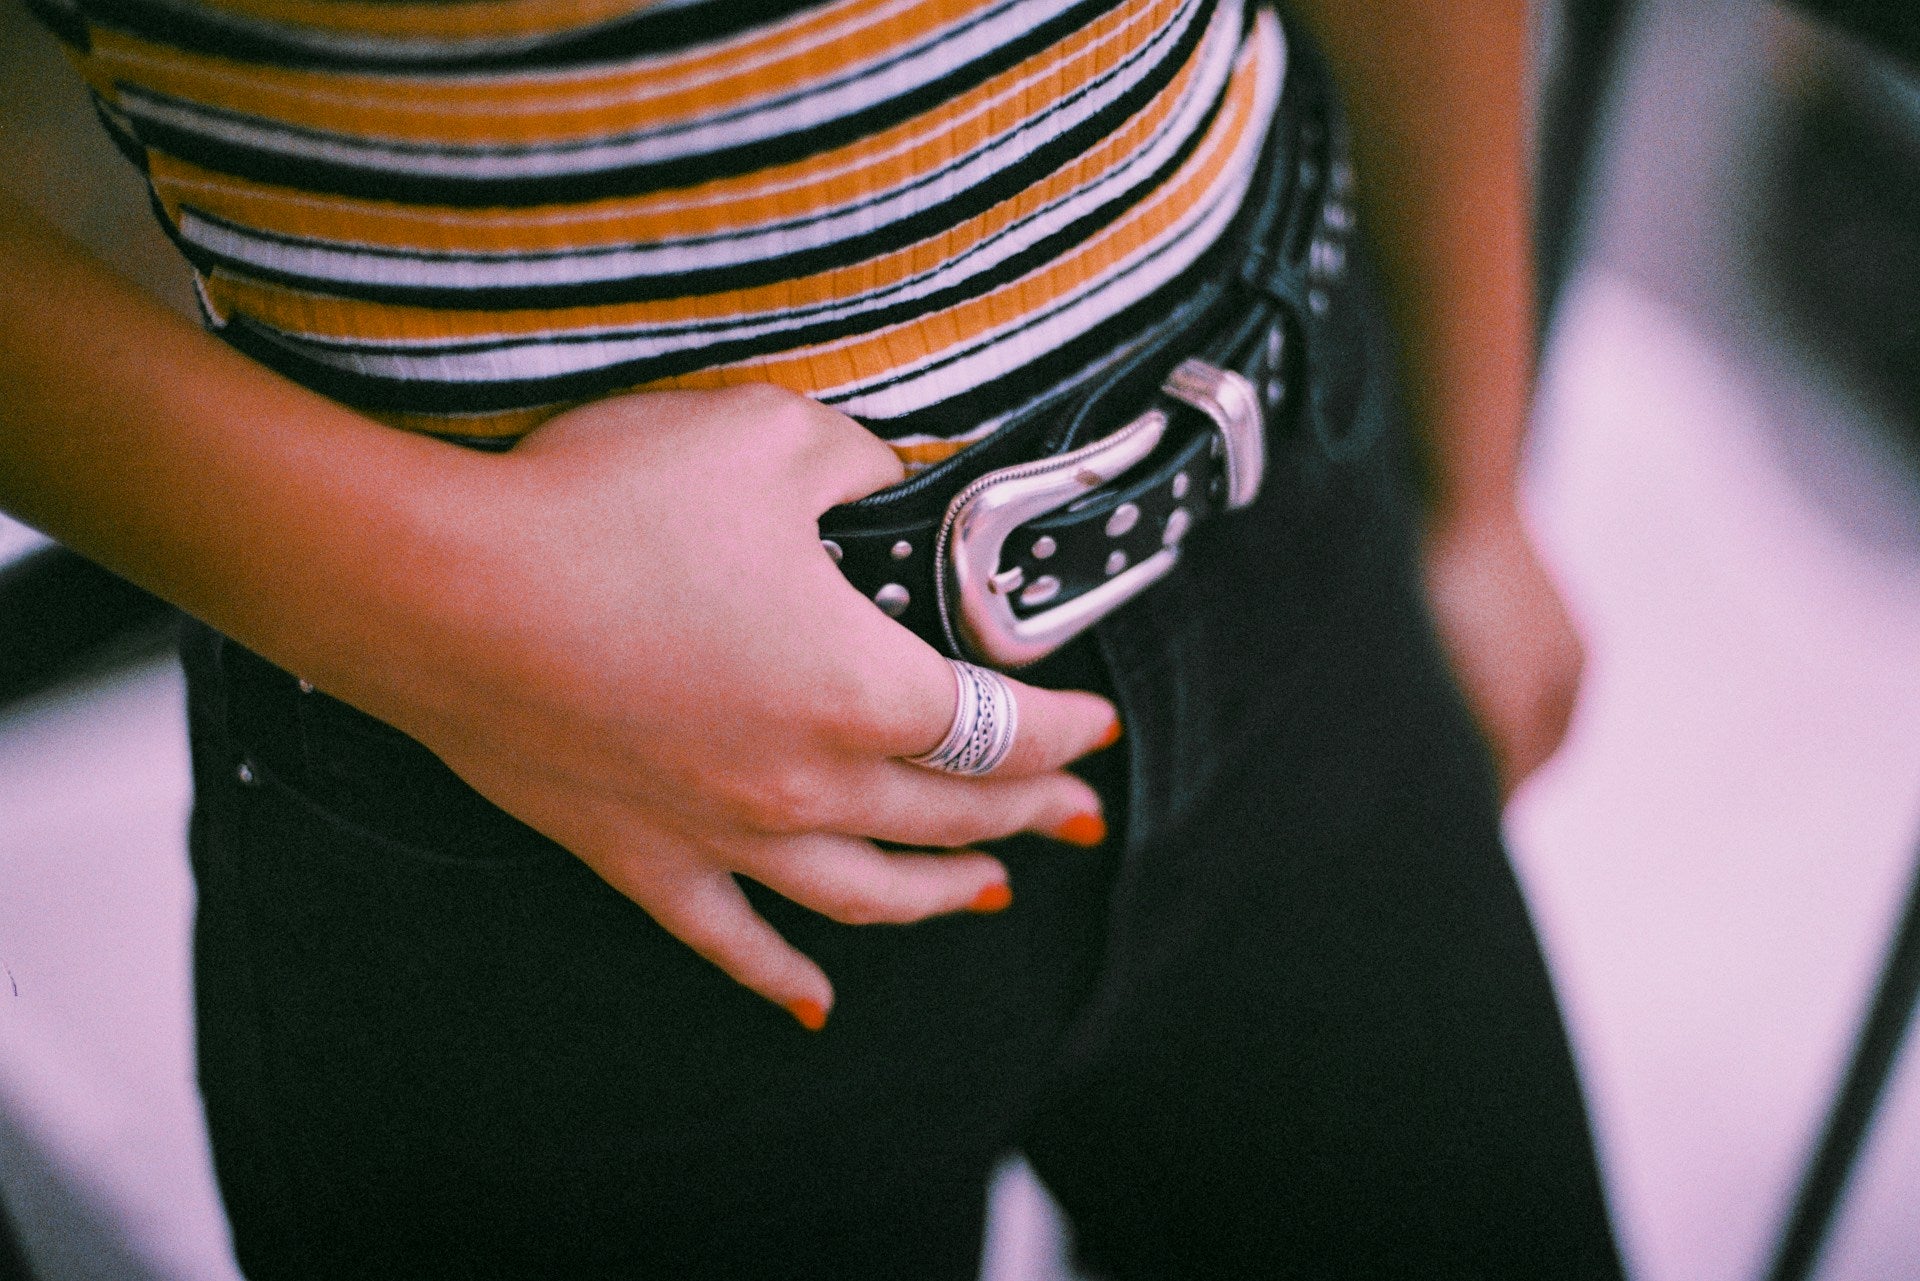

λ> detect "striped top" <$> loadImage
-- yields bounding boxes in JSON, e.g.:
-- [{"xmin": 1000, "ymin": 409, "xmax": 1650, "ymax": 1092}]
[{"xmin": 36, "ymin": 0, "xmax": 1284, "ymax": 468}]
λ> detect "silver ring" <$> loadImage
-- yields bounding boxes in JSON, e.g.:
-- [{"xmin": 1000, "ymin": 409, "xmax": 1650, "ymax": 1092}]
[{"xmin": 907, "ymin": 660, "xmax": 1019, "ymax": 776}]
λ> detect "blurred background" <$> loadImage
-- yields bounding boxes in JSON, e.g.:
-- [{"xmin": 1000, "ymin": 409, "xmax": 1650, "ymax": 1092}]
[{"xmin": 2, "ymin": 0, "xmax": 1917, "ymax": 1276}]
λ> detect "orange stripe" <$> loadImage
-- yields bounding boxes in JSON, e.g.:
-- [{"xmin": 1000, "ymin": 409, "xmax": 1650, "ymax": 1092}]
[
  {"xmin": 195, "ymin": 23, "xmax": 1204, "ymax": 343},
  {"xmin": 191, "ymin": 0, "xmax": 661, "ymax": 41},
  {"xmin": 254, "ymin": 41, "xmax": 1256, "ymax": 447},
  {"xmin": 145, "ymin": 0, "xmax": 1179, "ymax": 254},
  {"xmin": 88, "ymin": 0, "xmax": 1034, "ymax": 145},
  {"xmin": 646, "ymin": 43, "xmax": 1256, "ymax": 398}
]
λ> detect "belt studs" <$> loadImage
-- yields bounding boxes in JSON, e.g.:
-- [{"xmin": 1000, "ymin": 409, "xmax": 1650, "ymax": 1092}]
[{"xmin": 874, "ymin": 583, "xmax": 910, "ymax": 617}]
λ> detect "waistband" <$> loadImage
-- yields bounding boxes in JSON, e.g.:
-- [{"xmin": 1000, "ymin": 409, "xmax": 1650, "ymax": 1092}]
[{"xmin": 818, "ymin": 14, "xmax": 1369, "ymax": 668}]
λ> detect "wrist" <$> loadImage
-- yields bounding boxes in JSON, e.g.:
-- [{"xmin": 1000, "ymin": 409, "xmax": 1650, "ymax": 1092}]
[{"xmin": 231, "ymin": 431, "xmax": 508, "ymax": 728}]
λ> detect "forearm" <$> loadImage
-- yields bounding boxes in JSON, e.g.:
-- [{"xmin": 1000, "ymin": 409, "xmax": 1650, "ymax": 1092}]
[
  {"xmin": 0, "ymin": 192, "xmax": 483, "ymax": 703},
  {"xmin": 1286, "ymin": 0, "xmax": 1533, "ymax": 526}
]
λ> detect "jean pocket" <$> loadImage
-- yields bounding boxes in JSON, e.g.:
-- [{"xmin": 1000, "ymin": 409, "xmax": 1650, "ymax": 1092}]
[{"xmin": 211, "ymin": 643, "xmax": 580, "ymax": 875}]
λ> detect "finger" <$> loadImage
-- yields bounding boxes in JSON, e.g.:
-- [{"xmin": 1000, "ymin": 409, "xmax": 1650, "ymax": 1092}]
[
  {"xmin": 803, "ymin": 552, "xmax": 1119, "ymax": 776},
  {"xmin": 988, "ymin": 673, "xmax": 1122, "ymax": 775},
  {"xmin": 736, "ymin": 833, "xmax": 1012, "ymax": 926},
  {"xmin": 875, "ymin": 659, "xmax": 1119, "ymax": 778},
  {"xmin": 834, "ymin": 761, "xmax": 1106, "ymax": 849},
  {"xmin": 790, "ymin": 394, "xmax": 908, "ymax": 511},
  {"xmin": 601, "ymin": 855, "xmax": 836, "ymax": 1031}
]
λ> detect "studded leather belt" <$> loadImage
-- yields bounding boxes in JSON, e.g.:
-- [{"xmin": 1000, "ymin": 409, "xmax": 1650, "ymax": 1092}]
[{"xmin": 820, "ymin": 18, "xmax": 1357, "ymax": 670}]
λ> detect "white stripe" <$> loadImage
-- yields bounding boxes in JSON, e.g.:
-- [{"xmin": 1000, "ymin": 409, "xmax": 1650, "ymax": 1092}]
[
  {"xmin": 118, "ymin": 0, "xmax": 1087, "ymax": 178},
  {"xmin": 196, "ymin": 0, "xmax": 1232, "ymax": 337},
  {"xmin": 150, "ymin": 0, "xmax": 1187, "ymax": 236},
  {"xmin": 831, "ymin": 9, "xmax": 1281, "ymax": 420},
  {"xmin": 169, "ymin": 0, "xmax": 1204, "ymax": 288},
  {"xmin": 110, "ymin": 0, "xmax": 754, "ymax": 65},
  {"xmin": 101, "ymin": 0, "xmax": 937, "ymax": 108},
  {"xmin": 230, "ymin": 4, "xmax": 1251, "ymax": 385}
]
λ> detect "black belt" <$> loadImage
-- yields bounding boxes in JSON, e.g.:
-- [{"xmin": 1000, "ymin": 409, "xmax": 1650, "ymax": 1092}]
[{"xmin": 821, "ymin": 18, "xmax": 1357, "ymax": 669}]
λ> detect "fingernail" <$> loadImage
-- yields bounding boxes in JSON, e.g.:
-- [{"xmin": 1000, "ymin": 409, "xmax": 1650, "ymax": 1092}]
[
  {"xmin": 1052, "ymin": 813, "xmax": 1108, "ymax": 847},
  {"xmin": 786, "ymin": 998, "xmax": 828, "ymax": 1032},
  {"xmin": 968, "ymin": 882, "xmax": 1013, "ymax": 913},
  {"xmin": 1095, "ymin": 718, "xmax": 1123, "ymax": 751}
]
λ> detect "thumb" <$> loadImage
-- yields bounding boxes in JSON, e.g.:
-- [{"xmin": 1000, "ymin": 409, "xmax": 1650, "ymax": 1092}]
[{"xmin": 790, "ymin": 395, "xmax": 907, "ymax": 512}]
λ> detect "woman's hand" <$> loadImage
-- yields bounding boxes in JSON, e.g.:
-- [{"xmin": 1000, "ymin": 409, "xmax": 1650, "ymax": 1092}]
[
  {"xmin": 350, "ymin": 386, "xmax": 1119, "ymax": 1028},
  {"xmin": 0, "ymin": 202, "xmax": 1114, "ymax": 1026},
  {"xmin": 1422, "ymin": 504, "xmax": 1584, "ymax": 798}
]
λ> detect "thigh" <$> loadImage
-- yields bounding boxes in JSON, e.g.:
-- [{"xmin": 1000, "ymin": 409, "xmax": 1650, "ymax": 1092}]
[
  {"xmin": 1022, "ymin": 439, "xmax": 1622, "ymax": 1279},
  {"xmin": 181, "ymin": 623, "xmax": 1120, "ymax": 1281}
]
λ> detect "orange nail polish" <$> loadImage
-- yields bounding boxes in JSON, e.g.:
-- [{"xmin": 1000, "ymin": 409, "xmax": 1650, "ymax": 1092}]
[
  {"xmin": 1053, "ymin": 813, "xmax": 1108, "ymax": 847},
  {"xmin": 786, "ymin": 998, "xmax": 828, "ymax": 1032},
  {"xmin": 969, "ymin": 882, "xmax": 1013, "ymax": 913},
  {"xmin": 1096, "ymin": 718, "xmax": 1123, "ymax": 751}
]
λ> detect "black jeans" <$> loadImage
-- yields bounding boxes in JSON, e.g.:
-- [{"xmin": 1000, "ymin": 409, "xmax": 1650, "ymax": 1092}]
[
  {"xmin": 180, "ymin": 326, "xmax": 1622, "ymax": 1280},
  {"xmin": 179, "ymin": 35, "xmax": 1624, "ymax": 1281}
]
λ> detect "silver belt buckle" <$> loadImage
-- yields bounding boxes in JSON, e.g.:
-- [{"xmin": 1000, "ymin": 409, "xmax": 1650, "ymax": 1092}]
[{"xmin": 937, "ymin": 359, "xmax": 1266, "ymax": 668}]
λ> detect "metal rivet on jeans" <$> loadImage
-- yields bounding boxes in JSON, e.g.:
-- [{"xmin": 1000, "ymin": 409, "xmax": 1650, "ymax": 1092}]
[
  {"xmin": 296, "ymin": 678, "xmax": 314, "ymax": 694},
  {"xmin": 1105, "ymin": 502, "xmax": 1140, "ymax": 538},
  {"xmin": 1030, "ymin": 535, "xmax": 1057, "ymax": 560},
  {"xmin": 874, "ymin": 583, "xmax": 910, "ymax": 617},
  {"xmin": 1104, "ymin": 550, "xmax": 1128, "ymax": 576},
  {"xmin": 890, "ymin": 540, "xmax": 913, "ymax": 560},
  {"xmin": 236, "ymin": 760, "xmax": 257, "ymax": 786},
  {"xmin": 821, "ymin": 539, "xmax": 843, "ymax": 563}
]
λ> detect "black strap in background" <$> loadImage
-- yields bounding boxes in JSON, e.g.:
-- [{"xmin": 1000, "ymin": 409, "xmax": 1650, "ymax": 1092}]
[
  {"xmin": 1777, "ymin": 0, "xmax": 1920, "ymax": 74},
  {"xmin": 0, "ymin": 547, "xmax": 176, "ymax": 707},
  {"xmin": 1764, "ymin": 836, "xmax": 1920, "ymax": 1281},
  {"xmin": 0, "ymin": 1193, "xmax": 35, "ymax": 1281},
  {"xmin": 1533, "ymin": 0, "xmax": 1639, "ymax": 340}
]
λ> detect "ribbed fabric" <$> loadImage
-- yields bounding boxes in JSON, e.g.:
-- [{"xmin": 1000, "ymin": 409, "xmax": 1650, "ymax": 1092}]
[{"xmin": 38, "ymin": 0, "xmax": 1282, "ymax": 466}]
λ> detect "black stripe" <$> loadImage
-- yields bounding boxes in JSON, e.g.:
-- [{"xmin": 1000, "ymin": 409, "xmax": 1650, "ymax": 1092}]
[
  {"xmin": 212, "ymin": 135, "xmax": 1250, "ymax": 414},
  {"xmin": 121, "ymin": 0, "xmax": 1047, "ymax": 163},
  {"xmin": 844, "ymin": 270, "xmax": 1227, "ymax": 439},
  {"xmin": 75, "ymin": 0, "xmax": 827, "ymax": 72},
  {"xmin": 252, "ymin": 76, "xmax": 1229, "ymax": 362},
  {"xmin": 1764, "ymin": 845, "xmax": 1920, "ymax": 1281},
  {"xmin": 169, "ymin": 0, "xmax": 1203, "ymax": 270},
  {"xmin": 177, "ymin": 1, "xmax": 1221, "ymax": 311},
  {"xmin": 848, "ymin": 71, "xmax": 1282, "ymax": 439},
  {"xmin": 118, "ymin": 0, "xmax": 1175, "ymax": 204}
]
